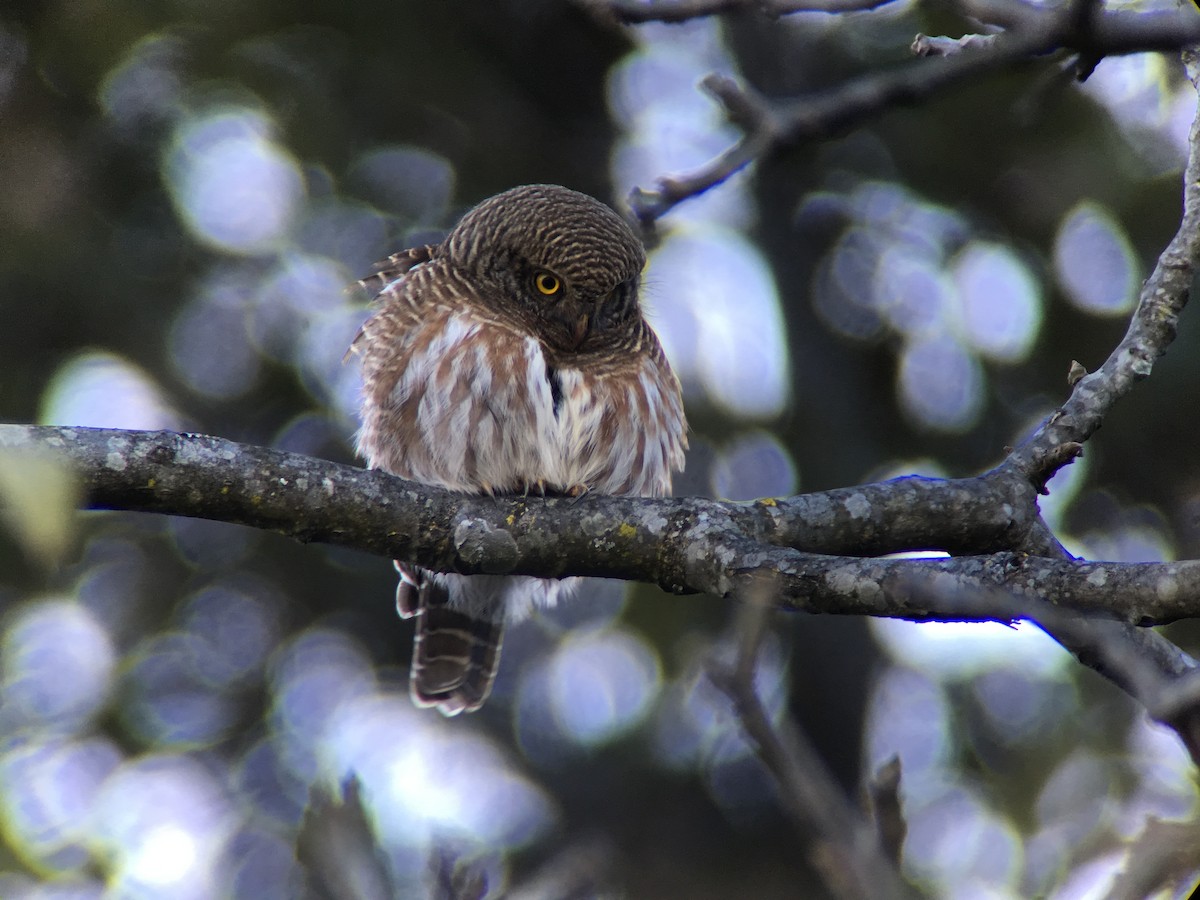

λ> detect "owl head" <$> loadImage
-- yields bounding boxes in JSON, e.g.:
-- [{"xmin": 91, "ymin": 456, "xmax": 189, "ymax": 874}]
[{"xmin": 443, "ymin": 184, "xmax": 647, "ymax": 355}]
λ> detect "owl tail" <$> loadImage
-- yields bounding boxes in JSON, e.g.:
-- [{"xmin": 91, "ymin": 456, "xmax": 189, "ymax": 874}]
[{"xmin": 398, "ymin": 570, "xmax": 504, "ymax": 716}]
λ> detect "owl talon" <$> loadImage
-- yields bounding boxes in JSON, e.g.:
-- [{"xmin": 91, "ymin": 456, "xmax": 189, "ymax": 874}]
[
  {"xmin": 516, "ymin": 479, "xmax": 550, "ymax": 505},
  {"xmin": 566, "ymin": 483, "xmax": 591, "ymax": 505}
]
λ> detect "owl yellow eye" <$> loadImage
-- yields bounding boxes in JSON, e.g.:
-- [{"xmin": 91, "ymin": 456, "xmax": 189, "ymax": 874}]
[{"xmin": 534, "ymin": 273, "xmax": 561, "ymax": 296}]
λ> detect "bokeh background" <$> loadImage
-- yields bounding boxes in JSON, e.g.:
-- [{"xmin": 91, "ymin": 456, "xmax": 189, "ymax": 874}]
[{"xmin": 1, "ymin": 1, "xmax": 1199, "ymax": 896}]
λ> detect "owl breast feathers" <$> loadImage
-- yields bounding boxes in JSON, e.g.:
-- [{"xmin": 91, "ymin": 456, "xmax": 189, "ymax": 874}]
[{"xmin": 351, "ymin": 184, "xmax": 687, "ymax": 716}]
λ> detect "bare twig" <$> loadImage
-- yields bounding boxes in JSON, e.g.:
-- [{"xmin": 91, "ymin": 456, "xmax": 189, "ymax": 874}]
[
  {"xmin": 627, "ymin": 4, "xmax": 1200, "ymax": 223},
  {"xmin": 911, "ymin": 33, "xmax": 1003, "ymax": 56},
  {"xmin": 1002, "ymin": 76, "xmax": 1200, "ymax": 491},
  {"xmin": 595, "ymin": 0, "xmax": 899, "ymax": 24},
  {"xmin": 298, "ymin": 778, "xmax": 395, "ymax": 900},
  {"xmin": 864, "ymin": 757, "xmax": 906, "ymax": 866},
  {"xmin": 710, "ymin": 577, "xmax": 914, "ymax": 899},
  {"xmin": 1105, "ymin": 818, "xmax": 1200, "ymax": 900}
]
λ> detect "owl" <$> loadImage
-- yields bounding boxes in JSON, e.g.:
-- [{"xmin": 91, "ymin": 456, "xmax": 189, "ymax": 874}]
[{"xmin": 350, "ymin": 184, "xmax": 688, "ymax": 715}]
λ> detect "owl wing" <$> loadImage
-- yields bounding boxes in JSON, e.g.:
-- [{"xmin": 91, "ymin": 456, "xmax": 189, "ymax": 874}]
[
  {"xmin": 356, "ymin": 244, "xmax": 437, "ymax": 296},
  {"xmin": 355, "ymin": 265, "xmax": 563, "ymax": 716}
]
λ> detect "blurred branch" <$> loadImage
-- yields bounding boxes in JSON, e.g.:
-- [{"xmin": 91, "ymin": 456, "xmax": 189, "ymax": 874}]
[
  {"xmin": 627, "ymin": 3, "xmax": 1200, "ymax": 223},
  {"xmin": 710, "ymin": 578, "xmax": 915, "ymax": 899},
  {"xmin": 864, "ymin": 757, "xmax": 906, "ymax": 866},
  {"xmin": 1105, "ymin": 818, "xmax": 1200, "ymax": 900},
  {"xmin": 298, "ymin": 778, "xmax": 395, "ymax": 900}
]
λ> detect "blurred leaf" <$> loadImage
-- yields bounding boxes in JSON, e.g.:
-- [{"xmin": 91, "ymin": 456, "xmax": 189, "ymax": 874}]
[{"xmin": 0, "ymin": 449, "xmax": 80, "ymax": 568}]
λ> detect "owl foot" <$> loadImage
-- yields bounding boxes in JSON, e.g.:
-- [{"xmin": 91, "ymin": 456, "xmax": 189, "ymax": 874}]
[
  {"xmin": 566, "ymin": 483, "xmax": 591, "ymax": 505},
  {"xmin": 528, "ymin": 478, "xmax": 549, "ymax": 505}
]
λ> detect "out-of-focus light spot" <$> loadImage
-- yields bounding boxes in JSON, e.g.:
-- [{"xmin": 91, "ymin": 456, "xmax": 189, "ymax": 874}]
[
  {"xmin": 812, "ymin": 228, "xmax": 885, "ymax": 340},
  {"xmin": 236, "ymin": 738, "xmax": 309, "ymax": 828},
  {"xmin": 130, "ymin": 824, "xmax": 198, "ymax": 885},
  {"xmin": 91, "ymin": 754, "xmax": 235, "ymax": 899},
  {"xmin": 39, "ymin": 351, "xmax": 182, "ymax": 430},
  {"xmin": 2, "ymin": 600, "xmax": 115, "ymax": 732},
  {"xmin": 1049, "ymin": 850, "xmax": 1126, "ymax": 900},
  {"xmin": 563, "ymin": 580, "xmax": 632, "ymax": 630},
  {"xmin": 99, "ymin": 34, "xmax": 183, "ymax": 133},
  {"xmin": 346, "ymin": 146, "xmax": 455, "ymax": 224},
  {"xmin": 224, "ymin": 827, "xmax": 302, "ymax": 900},
  {"xmin": 298, "ymin": 305, "xmax": 369, "ymax": 418},
  {"xmin": 608, "ymin": 42, "xmax": 724, "ymax": 129},
  {"xmin": 121, "ymin": 633, "xmax": 239, "ymax": 748},
  {"xmin": 322, "ymin": 693, "xmax": 554, "ymax": 851},
  {"xmin": 873, "ymin": 247, "xmax": 953, "ymax": 337},
  {"xmin": 1035, "ymin": 751, "xmax": 1114, "ymax": 848},
  {"xmin": 1078, "ymin": 522, "xmax": 1174, "ymax": 563},
  {"xmin": 165, "ymin": 108, "xmax": 304, "ymax": 254},
  {"xmin": 546, "ymin": 628, "xmax": 661, "ymax": 746},
  {"xmin": 970, "ymin": 668, "xmax": 1076, "ymax": 749},
  {"xmin": 0, "ymin": 449, "xmax": 80, "ymax": 568},
  {"xmin": 952, "ymin": 242, "xmax": 1042, "ymax": 362},
  {"xmin": 1053, "ymin": 201, "xmax": 1138, "ymax": 316},
  {"xmin": 270, "ymin": 629, "xmax": 377, "ymax": 781},
  {"xmin": 0, "ymin": 873, "xmax": 104, "ymax": 898},
  {"xmin": 864, "ymin": 666, "xmax": 949, "ymax": 783},
  {"xmin": 170, "ymin": 300, "xmax": 260, "ymax": 400},
  {"xmin": 249, "ymin": 252, "xmax": 346, "ymax": 362},
  {"xmin": 1081, "ymin": 54, "xmax": 1187, "ymax": 170},
  {"xmin": 168, "ymin": 517, "xmax": 258, "ymax": 570},
  {"xmin": 872, "ymin": 615, "xmax": 1071, "ymax": 679},
  {"xmin": 181, "ymin": 582, "xmax": 278, "ymax": 687},
  {"xmin": 272, "ymin": 412, "xmax": 342, "ymax": 457},
  {"xmin": 1122, "ymin": 715, "xmax": 1199, "ymax": 828},
  {"xmin": 259, "ymin": 252, "xmax": 345, "ymax": 316},
  {"xmin": 897, "ymin": 335, "xmax": 983, "ymax": 432},
  {"xmin": 297, "ymin": 200, "xmax": 392, "ymax": 275},
  {"xmin": 903, "ymin": 783, "xmax": 1022, "ymax": 894},
  {"xmin": 711, "ymin": 431, "xmax": 797, "ymax": 500},
  {"xmin": 0, "ymin": 736, "xmax": 122, "ymax": 875},
  {"xmin": 645, "ymin": 228, "xmax": 790, "ymax": 418},
  {"xmin": 73, "ymin": 538, "xmax": 152, "ymax": 647}
]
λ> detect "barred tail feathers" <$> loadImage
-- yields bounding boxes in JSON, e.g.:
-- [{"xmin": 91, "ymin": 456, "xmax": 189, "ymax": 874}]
[{"xmin": 409, "ymin": 577, "xmax": 504, "ymax": 717}]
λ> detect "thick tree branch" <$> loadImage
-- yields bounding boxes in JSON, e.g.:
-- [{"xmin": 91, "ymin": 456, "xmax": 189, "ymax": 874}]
[{"xmin": 5, "ymin": 424, "xmax": 1200, "ymax": 626}]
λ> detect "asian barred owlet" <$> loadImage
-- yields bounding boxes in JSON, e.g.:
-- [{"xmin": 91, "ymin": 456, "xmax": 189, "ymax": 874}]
[{"xmin": 351, "ymin": 184, "xmax": 687, "ymax": 715}]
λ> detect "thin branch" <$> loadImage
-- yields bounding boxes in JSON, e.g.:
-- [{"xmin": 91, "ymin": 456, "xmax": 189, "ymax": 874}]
[
  {"xmin": 864, "ymin": 757, "xmax": 906, "ymax": 867},
  {"xmin": 710, "ymin": 578, "xmax": 914, "ymax": 899},
  {"xmin": 627, "ymin": 5, "xmax": 1200, "ymax": 223},
  {"xmin": 1003, "ymin": 48, "xmax": 1200, "ymax": 492},
  {"xmin": 595, "ymin": 0, "xmax": 899, "ymax": 24}
]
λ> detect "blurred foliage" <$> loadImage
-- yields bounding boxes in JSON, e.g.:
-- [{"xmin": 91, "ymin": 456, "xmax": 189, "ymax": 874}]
[{"xmin": 1, "ymin": 0, "xmax": 1199, "ymax": 897}]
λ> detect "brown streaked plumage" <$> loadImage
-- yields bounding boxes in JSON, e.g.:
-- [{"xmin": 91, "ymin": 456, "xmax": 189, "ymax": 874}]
[{"xmin": 351, "ymin": 184, "xmax": 687, "ymax": 716}]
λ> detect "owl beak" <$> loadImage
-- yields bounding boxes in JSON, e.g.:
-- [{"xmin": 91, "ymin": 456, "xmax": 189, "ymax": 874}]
[{"xmin": 569, "ymin": 313, "xmax": 590, "ymax": 348}]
